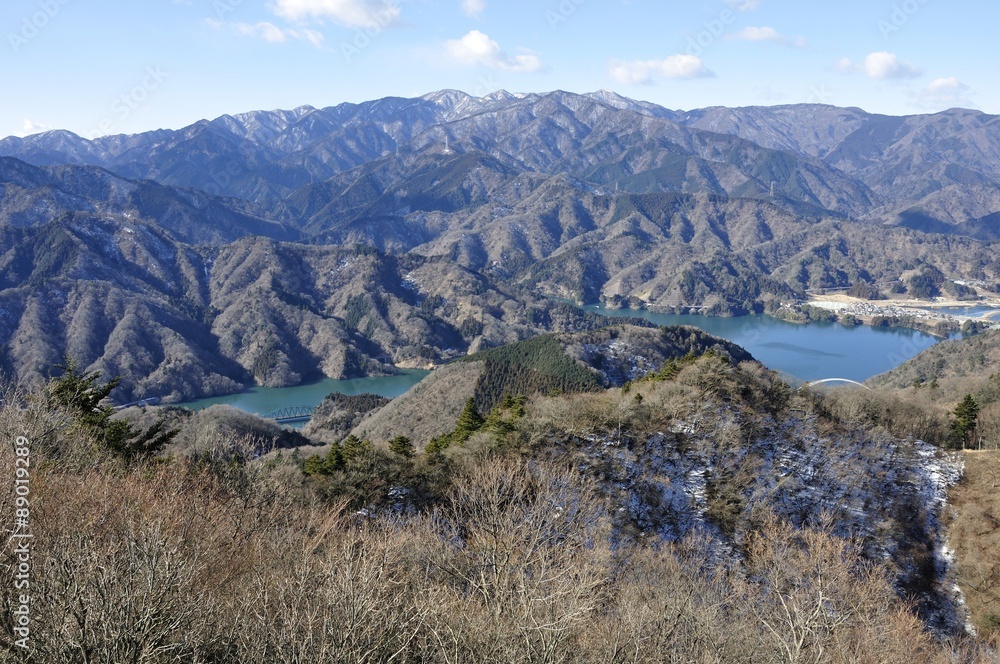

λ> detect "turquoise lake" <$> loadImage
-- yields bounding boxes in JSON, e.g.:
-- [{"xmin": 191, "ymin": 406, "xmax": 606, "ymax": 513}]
[
  {"xmin": 579, "ymin": 304, "xmax": 948, "ymax": 384},
  {"xmin": 177, "ymin": 308, "xmax": 949, "ymax": 420},
  {"xmin": 177, "ymin": 369, "xmax": 430, "ymax": 416}
]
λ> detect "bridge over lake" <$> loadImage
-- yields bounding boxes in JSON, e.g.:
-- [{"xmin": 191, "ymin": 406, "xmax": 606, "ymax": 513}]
[
  {"xmin": 114, "ymin": 396, "xmax": 161, "ymax": 410},
  {"xmin": 802, "ymin": 378, "xmax": 872, "ymax": 390},
  {"xmin": 264, "ymin": 405, "xmax": 315, "ymax": 423}
]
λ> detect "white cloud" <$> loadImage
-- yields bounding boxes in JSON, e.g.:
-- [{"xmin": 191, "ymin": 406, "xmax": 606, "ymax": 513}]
[
  {"xmin": 461, "ymin": 0, "xmax": 485, "ymax": 17},
  {"xmin": 725, "ymin": 0, "xmax": 760, "ymax": 10},
  {"xmin": 270, "ymin": 0, "xmax": 400, "ymax": 28},
  {"xmin": 914, "ymin": 77, "xmax": 975, "ymax": 110},
  {"xmin": 838, "ymin": 51, "xmax": 921, "ymax": 79},
  {"xmin": 835, "ymin": 57, "xmax": 854, "ymax": 73},
  {"xmin": 609, "ymin": 55, "xmax": 714, "ymax": 85},
  {"xmin": 210, "ymin": 20, "xmax": 324, "ymax": 47},
  {"xmin": 17, "ymin": 119, "xmax": 51, "ymax": 137},
  {"xmin": 732, "ymin": 26, "xmax": 805, "ymax": 48},
  {"xmin": 864, "ymin": 51, "xmax": 921, "ymax": 79},
  {"xmin": 445, "ymin": 30, "xmax": 543, "ymax": 72}
]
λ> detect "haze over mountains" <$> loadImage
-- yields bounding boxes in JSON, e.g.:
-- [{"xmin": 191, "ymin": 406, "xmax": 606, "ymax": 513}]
[{"xmin": 2, "ymin": 89, "xmax": 1000, "ymax": 401}]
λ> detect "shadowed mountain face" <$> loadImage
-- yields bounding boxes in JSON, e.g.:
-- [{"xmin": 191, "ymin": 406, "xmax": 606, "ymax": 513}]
[
  {"xmin": 0, "ymin": 157, "xmax": 299, "ymax": 244},
  {"xmin": 677, "ymin": 104, "xmax": 1000, "ymax": 230},
  {"xmin": 2, "ymin": 90, "xmax": 1000, "ymax": 400},
  {"xmin": 0, "ymin": 205, "xmax": 651, "ymax": 402}
]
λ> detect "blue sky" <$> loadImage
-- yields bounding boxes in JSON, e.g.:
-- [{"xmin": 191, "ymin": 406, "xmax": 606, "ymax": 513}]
[{"xmin": 0, "ymin": 0, "xmax": 995, "ymax": 138}]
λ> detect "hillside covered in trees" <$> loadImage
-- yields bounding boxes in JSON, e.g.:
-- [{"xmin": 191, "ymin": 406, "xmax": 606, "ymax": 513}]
[{"xmin": 5, "ymin": 92, "xmax": 1000, "ymax": 404}]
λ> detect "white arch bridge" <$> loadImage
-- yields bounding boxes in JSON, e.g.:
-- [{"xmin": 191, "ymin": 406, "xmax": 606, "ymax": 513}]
[{"xmin": 800, "ymin": 378, "xmax": 871, "ymax": 391}]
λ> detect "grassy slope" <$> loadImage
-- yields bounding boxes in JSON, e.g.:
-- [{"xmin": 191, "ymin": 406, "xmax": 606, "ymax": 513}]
[
  {"xmin": 949, "ymin": 450, "xmax": 1000, "ymax": 636},
  {"xmin": 351, "ymin": 360, "xmax": 487, "ymax": 445}
]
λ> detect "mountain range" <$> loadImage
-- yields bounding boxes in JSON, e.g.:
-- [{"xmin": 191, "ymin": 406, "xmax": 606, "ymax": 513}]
[
  {"xmin": 2, "ymin": 89, "xmax": 1000, "ymax": 400},
  {"xmin": 8, "ymin": 90, "xmax": 1000, "ymax": 229}
]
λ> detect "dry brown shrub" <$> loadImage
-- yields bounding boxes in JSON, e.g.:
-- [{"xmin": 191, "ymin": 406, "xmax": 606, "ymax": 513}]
[
  {"xmin": 0, "ymin": 461, "xmax": 234, "ymax": 660},
  {"xmin": 0, "ymin": 388, "xmax": 994, "ymax": 663},
  {"xmin": 821, "ymin": 388, "xmax": 950, "ymax": 445},
  {"xmin": 527, "ymin": 392, "xmax": 616, "ymax": 433},
  {"xmin": 740, "ymin": 516, "xmax": 952, "ymax": 664},
  {"xmin": 581, "ymin": 543, "xmax": 750, "ymax": 664},
  {"xmin": 415, "ymin": 458, "xmax": 610, "ymax": 663},
  {"xmin": 227, "ymin": 518, "xmax": 426, "ymax": 663}
]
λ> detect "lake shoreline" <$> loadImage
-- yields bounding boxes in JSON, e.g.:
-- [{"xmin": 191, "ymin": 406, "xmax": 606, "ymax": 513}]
[
  {"xmin": 171, "ymin": 301, "xmax": 955, "ymax": 421},
  {"xmin": 805, "ymin": 294, "xmax": 1000, "ymax": 337},
  {"xmin": 175, "ymin": 369, "xmax": 431, "ymax": 419},
  {"xmin": 576, "ymin": 302, "xmax": 948, "ymax": 384}
]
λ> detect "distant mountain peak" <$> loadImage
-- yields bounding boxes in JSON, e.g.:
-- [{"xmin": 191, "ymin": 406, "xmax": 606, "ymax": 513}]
[
  {"xmin": 582, "ymin": 89, "xmax": 677, "ymax": 118},
  {"xmin": 33, "ymin": 128, "xmax": 84, "ymax": 140},
  {"xmin": 421, "ymin": 89, "xmax": 473, "ymax": 106},
  {"xmin": 480, "ymin": 89, "xmax": 520, "ymax": 102},
  {"xmin": 584, "ymin": 89, "xmax": 637, "ymax": 106},
  {"xmin": 1, "ymin": 89, "xmax": 998, "ymax": 235}
]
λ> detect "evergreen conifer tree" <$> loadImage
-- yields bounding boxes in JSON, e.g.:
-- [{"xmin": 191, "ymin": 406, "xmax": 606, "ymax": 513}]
[
  {"xmin": 952, "ymin": 394, "xmax": 980, "ymax": 449},
  {"xmin": 454, "ymin": 397, "xmax": 484, "ymax": 440},
  {"xmin": 47, "ymin": 357, "xmax": 176, "ymax": 462},
  {"xmin": 389, "ymin": 435, "xmax": 414, "ymax": 459}
]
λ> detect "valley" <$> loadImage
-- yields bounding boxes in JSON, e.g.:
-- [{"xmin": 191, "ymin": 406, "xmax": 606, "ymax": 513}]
[
  {"xmin": 3, "ymin": 90, "xmax": 1000, "ymax": 404},
  {"xmin": 174, "ymin": 304, "xmax": 944, "ymax": 424},
  {"xmin": 11, "ymin": 0, "xmax": 1000, "ymax": 654},
  {"xmin": 5, "ymin": 88, "xmax": 1000, "ymax": 660}
]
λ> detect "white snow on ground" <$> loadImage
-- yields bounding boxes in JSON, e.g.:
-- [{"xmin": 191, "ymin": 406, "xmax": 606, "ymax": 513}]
[{"xmin": 556, "ymin": 408, "xmax": 973, "ymax": 636}]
